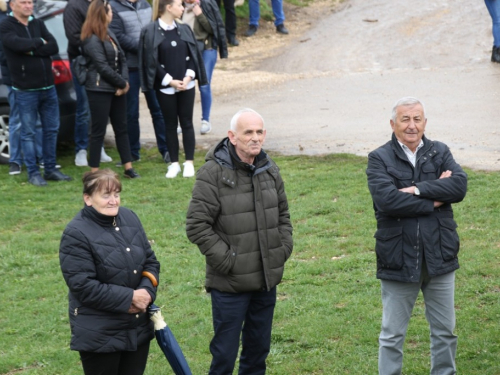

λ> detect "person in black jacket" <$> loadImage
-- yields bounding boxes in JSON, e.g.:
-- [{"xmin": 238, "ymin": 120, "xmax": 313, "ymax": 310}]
[
  {"xmin": 366, "ymin": 97, "xmax": 467, "ymax": 375},
  {"xmin": 139, "ymin": 0, "xmax": 207, "ymax": 179},
  {"xmin": 182, "ymin": 0, "xmax": 228, "ymax": 135},
  {"xmin": 81, "ymin": 0, "xmax": 140, "ymax": 178},
  {"xmin": 0, "ymin": 0, "xmax": 72, "ymax": 186},
  {"xmin": 60, "ymin": 169, "xmax": 160, "ymax": 375}
]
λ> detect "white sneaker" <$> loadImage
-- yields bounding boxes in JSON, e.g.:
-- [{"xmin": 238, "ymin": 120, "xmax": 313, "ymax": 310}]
[
  {"xmin": 165, "ymin": 163, "xmax": 181, "ymax": 178},
  {"xmin": 75, "ymin": 149, "xmax": 88, "ymax": 167},
  {"xmin": 100, "ymin": 147, "xmax": 113, "ymax": 163},
  {"xmin": 200, "ymin": 120, "xmax": 212, "ymax": 135},
  {"xmin": 177, "ymin": 126, "xmax": 182, "ymax": 135},
  {"xmin": 183, "ymin": 162, "xmax": 195, "ymax": 178}
]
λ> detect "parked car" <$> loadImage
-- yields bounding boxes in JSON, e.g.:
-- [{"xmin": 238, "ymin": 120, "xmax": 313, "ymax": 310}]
[{"xmin": 0, "ymin": 0, "xmax": 76, "ymax": 164}]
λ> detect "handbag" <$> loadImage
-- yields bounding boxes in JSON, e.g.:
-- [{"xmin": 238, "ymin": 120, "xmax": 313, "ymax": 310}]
[{"xmin": 72, "ymin": 55, "xmax": 88, "ymax": 85}]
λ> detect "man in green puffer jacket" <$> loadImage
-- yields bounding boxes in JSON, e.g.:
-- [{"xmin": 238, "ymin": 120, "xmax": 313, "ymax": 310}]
[{"xmin": 186, "ymin": 108, "xmax": 293, "ymax": 375}]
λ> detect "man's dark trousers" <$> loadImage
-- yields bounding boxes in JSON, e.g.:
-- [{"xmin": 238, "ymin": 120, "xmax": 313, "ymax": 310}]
[{"xmin": 209, "ymin": 287, "xmax": 277, "ymax": 375}]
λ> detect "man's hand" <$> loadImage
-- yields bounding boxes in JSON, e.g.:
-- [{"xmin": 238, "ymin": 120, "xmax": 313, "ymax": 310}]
[
  {"xmin": 398, "ymin": 170, "xmax": 453, "ymax": 194},
  {"xmin": 439, "ymin": 170, "xmax": 452, "ymax": 179},
  {"xmin": 128, "ymin": 289, "xmax": 152, "ymax": 313},
  {"xmin": 399, "ymin": 186, "xmax": 416, "ymax": 194},
  {"xmin": 192, "ymin": 3, "xmax": 202, "ymax": 16}
]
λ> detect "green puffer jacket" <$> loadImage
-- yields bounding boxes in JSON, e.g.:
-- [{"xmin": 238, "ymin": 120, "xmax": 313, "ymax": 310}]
[{"xmin": 186, "ymin": 138, "xmax": 293, "ymax": 293}]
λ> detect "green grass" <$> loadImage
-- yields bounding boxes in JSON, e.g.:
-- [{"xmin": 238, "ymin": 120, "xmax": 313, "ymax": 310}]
[{"xmin": 1, "ymin": 148, "xmax": 499, "ymax": 374}]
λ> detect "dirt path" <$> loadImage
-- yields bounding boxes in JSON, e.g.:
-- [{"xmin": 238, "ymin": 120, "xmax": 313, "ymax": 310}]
[{"xmin": 136, "ymin": 0, "xmax": 500, "ymax": 171}]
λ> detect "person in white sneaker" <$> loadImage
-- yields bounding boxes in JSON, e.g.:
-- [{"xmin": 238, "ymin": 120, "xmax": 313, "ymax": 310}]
[
  {"xmin": 139, "ymin": 0, "xmax": 207, "ymax": 178},
  {"xmin": 181, "ymin": 0, "xmax": 227, "ymax": 135}
]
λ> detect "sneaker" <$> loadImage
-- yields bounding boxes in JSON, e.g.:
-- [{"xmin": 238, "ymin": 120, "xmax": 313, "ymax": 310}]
[
  {"xmin": 124, "ymin": 168, "xmax": 141, "ymax": 179},
  {"xmin": 163, "ymin": 151, "xmax": 171, "ymax": 164},
  {"xmin": 245, "ymin": 25, "xmax": 258, "ymax": 37},
  {"xmin": 276, "ymin": 24, "xmax": 289, "ymax": 34},
  {"xmin": 28, "ymin": 173, "xmax": 48, "ymax": 187},
  {"xmin": 101, "ymin": 147, "xmax": 113, "ymax": 163},
  {"xmin": 39, "ymin": 162, "xmax": 61, "ymax": 169},
  {"xmin": 44, "ymin": 170, "xmax": 73, "ymax": 181},
  {"xmin": 116, "ymin": 158, "xmax": 140, "ymax": 167},
  {"xmin": 75, "ymin": 149, "xmax": 88, "ymax": 167},
  {"xmin": 177, "ymin": 126, "xmax": 182, "ymax": 135},
  {"xmin": 200, "ymin": 120, "xmax": 212, "ymax": 135},
  {"xmin": 9, "ymin": 162, "xmax": 21, "ymax": 175},
  {"xmin": 183, "ymin": 162, "xmax": 195, "ymax": 178},
  {"xmin": 165, "ymin": 163, "xmax": 181, "ymax": 178}
]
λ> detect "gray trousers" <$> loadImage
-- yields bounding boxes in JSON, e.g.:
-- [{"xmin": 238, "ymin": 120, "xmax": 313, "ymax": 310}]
[{"xmin": 378, "ymin": 267, "xmax": 457, "ymax": 375}]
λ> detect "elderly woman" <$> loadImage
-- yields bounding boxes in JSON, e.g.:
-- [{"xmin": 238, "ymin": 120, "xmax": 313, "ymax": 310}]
[
  {"xmin": 59, "ymin": 169, "xmax": 160, "ymax": 375},
  {"xmin": 139, "ymin": 0, "xmax": 207, "ymax": 179}
]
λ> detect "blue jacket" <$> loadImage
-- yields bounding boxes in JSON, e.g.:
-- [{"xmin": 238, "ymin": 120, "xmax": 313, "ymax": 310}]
[{"xmin": 366, "ymin": 134, "xmax": 467, "ymax": 282}]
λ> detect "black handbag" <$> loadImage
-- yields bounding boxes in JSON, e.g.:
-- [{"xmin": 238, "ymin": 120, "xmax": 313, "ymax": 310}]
[{"xmin": 72, "ymin": 55, "xmax": 88, "ymax": 85}]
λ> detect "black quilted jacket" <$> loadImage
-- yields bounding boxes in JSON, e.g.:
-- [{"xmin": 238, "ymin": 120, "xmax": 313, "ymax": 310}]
[{"xmin": 59, "ymin": 205, "xmax": 160, "ymax": 352}]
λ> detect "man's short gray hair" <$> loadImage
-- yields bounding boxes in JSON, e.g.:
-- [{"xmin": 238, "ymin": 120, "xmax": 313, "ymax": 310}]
[
  {"xmin": 230, "ymin": 108, "xmax": 265, "ymax": 132},
  {"xmin": 391, "ymin": 97, "xmax": 426, "ymax": 122}
]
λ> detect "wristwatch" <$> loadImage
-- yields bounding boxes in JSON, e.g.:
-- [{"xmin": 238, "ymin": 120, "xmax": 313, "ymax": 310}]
[{"xmin": 414, "ymin": 187, "xmax": 420, "ymax": 196}]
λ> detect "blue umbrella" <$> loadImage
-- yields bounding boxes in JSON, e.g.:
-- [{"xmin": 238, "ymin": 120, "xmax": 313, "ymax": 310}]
[{"xmin": 149, "ymin": 305, "xmax": 192, "ymax": 375}]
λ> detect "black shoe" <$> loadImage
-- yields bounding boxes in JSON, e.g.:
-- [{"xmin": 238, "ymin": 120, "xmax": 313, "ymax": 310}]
[
  {"xmin": 276, "ymin": 24, "xmax": 289, "ymax": 34},
  {"xmin": 28, "ymin": 173, "xmax": 48, "ymax": 187},
  {"xmin": 163, "ymin": 151, "xmax": 171, "ymax": 164},
  {"xmin": 44, "ymin": 170, "xmax": 73, "ymax": 181},
  {"xmin": 492, "ymin": 46, "xmax": 500, "ymax": 63},
  {"xmin": 227, "ymin": 36, "xmax": 239, "ymax": 46},
  {"xmin": 245, "ymin": 25, "xmax": 258, "ymax": 37},
  {"xmin": 124, "ymin": 168, "xmax": 141, "ymax": 179},
  {"xmin": 9, "ymin": 162, "xmax": 21, "ymax": 175}
]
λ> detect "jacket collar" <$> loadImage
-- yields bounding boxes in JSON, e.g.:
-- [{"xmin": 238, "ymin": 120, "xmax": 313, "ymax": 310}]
[{"xmin": 209, "ymin": 137, "xmax": 271, "ymax": 174}]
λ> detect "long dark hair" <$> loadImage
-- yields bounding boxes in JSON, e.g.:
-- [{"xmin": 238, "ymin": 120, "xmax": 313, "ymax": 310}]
[{"xmin": 81, "ymin": 0, "xmax": 110, "ymax": 41}]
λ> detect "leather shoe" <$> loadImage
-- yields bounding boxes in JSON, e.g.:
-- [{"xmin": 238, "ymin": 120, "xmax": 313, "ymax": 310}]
[
  {"xmin": 245, "ymin": 25, "xmax": 258, "ymax": 37},
  {"xmin": 28, "ymin": 173, "xmax": 48, "ymax": 187},
  {"xmin": 44, "ymin": 170, "xmax": 73, "ymax": 181},
  {"xmin": 227, "ymin": 36, "xmax": 239, "ymax": 46},
  {"xmin": 124, "ymin": 168, "xmax": 141, "ymax": 179},
  {"xmin": 492, "ymin": 46, "xmax": 500, "ymax": 63},
  {"xmin": 276, "ymin": 24, "xmax": 289, "ymax": 34}
]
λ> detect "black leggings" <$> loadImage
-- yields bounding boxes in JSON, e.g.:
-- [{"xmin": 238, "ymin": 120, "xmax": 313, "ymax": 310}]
[
  {"xmin": 79, "ymin": 341, "xmax": 150, "ymax": 375},
  {"xmin": 156, "ymin": 88, "xmax": 195, "ymax": 163},
  {"xmin": 86, "ymin": 90, "xmax": 132, "ymax": 168}
]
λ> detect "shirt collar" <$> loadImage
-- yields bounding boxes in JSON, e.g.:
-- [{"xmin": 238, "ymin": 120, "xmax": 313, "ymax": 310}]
[
  {"xmin": 397, "ymin": 139, "xmax": 424, "ymax": 155},
  {"xmin": 158, "ymin": 18, "xmax": 177, "ymax": 31}
]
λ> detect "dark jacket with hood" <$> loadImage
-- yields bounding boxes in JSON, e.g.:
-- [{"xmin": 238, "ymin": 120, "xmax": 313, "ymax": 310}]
[
  {"xmin": 366, "ymin": 134, "xmax": 467, "ymax": 283},
  {"xmin": 186, "ymin": 138, "xmax": 293, "ymax": 293},
  {"xmin": 109, "ymin": 0, "xmax": 152, "ymax": 69},
  {"xmin": 59, "ymin": 205, "xmax": 160, "ymax": 352},
  {"xmin": 139, "ymin": 20, "xmax": 207, "ymax": 92},
  {"xmin": 0, "ymin": 14, "xmax": 58, "ymax": 90},
  {"xmin": 63, "ymin": 0, "xmax": 91, "ymax": 61},
  {"xmin": 82, "ymin": 30, "xmax": 129, "ymax": 93}
]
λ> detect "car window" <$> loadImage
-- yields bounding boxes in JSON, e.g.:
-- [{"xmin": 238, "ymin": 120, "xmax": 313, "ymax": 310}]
[{"xmin": 43, "ymin": 14, "xmax": 68, "ymax": 56}]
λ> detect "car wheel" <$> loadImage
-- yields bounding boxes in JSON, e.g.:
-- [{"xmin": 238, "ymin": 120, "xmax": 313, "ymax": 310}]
[{"xmin": 0, "ymin": 105, "xmax": 9, "ymax": 164}]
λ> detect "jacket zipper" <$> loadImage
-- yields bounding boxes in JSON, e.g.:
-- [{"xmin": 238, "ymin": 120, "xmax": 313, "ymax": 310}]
[
  {"xmin": 96, "ymin": 73, "xmax": 100, "ymax": 86},
  {"xmin": 74, "ymin": 308, "xmax": 78, "ymax": 316},
  {"xmin": 415, "ymin": 222, "xmax": 420, "ymax": 270}
]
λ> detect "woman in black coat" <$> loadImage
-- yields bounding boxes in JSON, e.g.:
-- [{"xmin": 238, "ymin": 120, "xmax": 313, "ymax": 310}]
[
  {"xmin": 81, "ymin": 0, "xmax": 139, "ymax": 178},
  {"xmin": 59, "ymin": 169, "xmax": 160, "ymax": 375},
  {"xmin": 139, "ymin": 0, "xmax": 207, "ymax": 179}
]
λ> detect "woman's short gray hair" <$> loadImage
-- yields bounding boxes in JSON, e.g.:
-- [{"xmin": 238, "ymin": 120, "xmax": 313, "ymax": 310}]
[
  {"xmin": 230, "ymin": 108, "xmax": 265, "ymax": 131},
  {"xmin": 391, "ymin": 97, "xmax": 426, "ymax": 122}
]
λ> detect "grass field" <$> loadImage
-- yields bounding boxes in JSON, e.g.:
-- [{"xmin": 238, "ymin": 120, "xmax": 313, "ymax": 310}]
[{"xmin": 1, "ymin": 147, "xmax": 499, "ymax": 374}]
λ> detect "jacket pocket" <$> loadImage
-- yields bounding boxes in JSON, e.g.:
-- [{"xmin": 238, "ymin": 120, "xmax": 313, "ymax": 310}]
[
  {"xmin": 374, "ymin": 227, "xmax": 404, "ymax": 270},
  {"xmin": 438, "ymin": 217, "xmax": 459, "ymax": 261}
]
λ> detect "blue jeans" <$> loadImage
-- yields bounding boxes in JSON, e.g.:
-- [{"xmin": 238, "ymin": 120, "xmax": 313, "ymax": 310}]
[
  {"xmin": 127, "ymin": 70, "xmax": 168, "ymax": 159},
  {"xmin": 379, "ymin": 268, "xmax": 457, "ymax": 375},
  {"xmin": 248, "ymin": 0, "xmax": 285, "ymax": 27},
  {"xmin": 199, "ymin": 49, "xmax": 217, "ymax": 122},
  {"xmin": 485, "ymin": 0, "xmax": 500, "ymax": 47},
  {"xmin": 15, "ymin": 87, "xmax": 60, "ymax": 176},
  {"xmin": 209, "ymin": 287, "xmax": 276, "ymax": 375},
  {"xmin": 70, "ymin": 61, "xmax": 90, "ymax": 153}
]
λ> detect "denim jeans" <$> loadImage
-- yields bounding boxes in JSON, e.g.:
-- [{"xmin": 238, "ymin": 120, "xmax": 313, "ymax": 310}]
[
  {"xmin": 379, "ymin": 269, "xmax": 457, "ymax": 375},
  {"xmin": 485, "ymin": 0, "xmax": 500, "ymax": 47},
  {"xmin": 199, "ymin": 49, "xmax": 217, "ymax": 122},
  {"xmin": 15, "ymin": 87, "xmax": 60, "ymax": 176},
  {"xmin": 127, "ymin": 70, "xmax": 168, "ymax": 159},
  {"xmin": 209, "ymin": 287, "xmax": 276, "ymax": 375},
  {"xmin": 248, "ymin": 0, "xmax": 285, "ymax": 26},
  {"xmin": 70, "ymin": 61, "xmax": 90, "ymax": 153}
]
